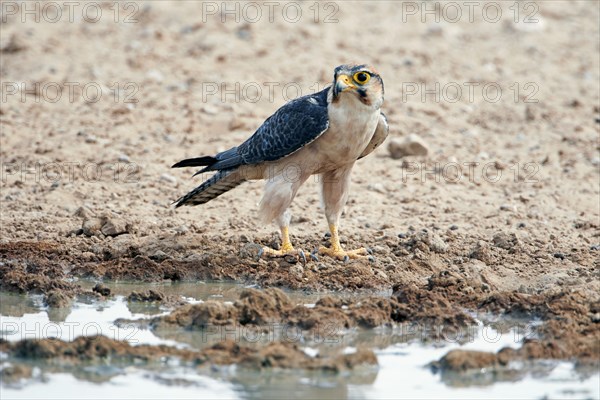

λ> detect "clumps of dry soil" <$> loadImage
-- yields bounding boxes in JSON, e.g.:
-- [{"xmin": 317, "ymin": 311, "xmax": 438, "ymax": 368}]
[
  {"xmin": 0, "ymin": 242, "xmax": 89, "ymax": 307},
  {"xmin": 430, "ymin": 290, "xmax": 600, "ymax": 373},
  {"xmin": 127, "ymin": 289, "xmax": 187, "ymax": 307},
  {"xmin": 152, "ymin": 287, "xmax": 477, "ymax": 339},
  {"xmin": 0, "ymin": 336, "xmax": 377, "ymax": 373}
]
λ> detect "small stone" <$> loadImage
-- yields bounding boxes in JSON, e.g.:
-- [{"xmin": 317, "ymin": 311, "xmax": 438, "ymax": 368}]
[
  {"xmin": 449, "ymin": 225, "xmax": 459, "ymax": 231},
  {"xmin": 426, "ymin": 232, "xmax": 448, "ymax": 253},
  {"xmin": 470, "ymin": 241, "xmax": 493, "ymax": 264},
  {"xmin": 517, "ymin": 222, "xmax": 526, "ymax": 228},
  {"xmin": 160, "ymin": 173, "xmax": 177, "ymax": 184},
  {"xmin": 367, "ymin": 183, "xmax": 386, "ymax": 193},
  {"xmin": 494, "ymin": 161, "xmax": 507, "ymax": 170},
  {"xmin": 118, "ymin": 154, "xmax": 130, "ymax": 162},
  {"xmin": 229, "ymin": 117, "xmax": 246, "ymax": 130},
  {"xmin": 149, "ymin": 250, "xmax": 169, "ymax": 262},
  {"xmin": 398, "ymin": 233, "xmax": 407, "ymax": 239},
  {"xmin": 174, "ymin": 225, "xmax": 188, "ymax": 234},
  {"xmin": 84, "ymin": 135, "xmax": 98, "ymax": 144},
  {"xmin": 553, "ymin": 252, "xmax": 566, "ymax": 260},
  {"xmin": 1, "ymin": 34, "xmax": 27, "ymax": 53},
  {"xmin": 82, "ymin": 217, "xmax": 105, "ymax": 236},
  {"xmin": 101, "ymin": 219, "xmax": 129, "ymax": 237},
  {"xmin": 317, "ymin": 263, "xmax": 328, "ymax": 270},
  {"xmin": 66, "ymin": 228, "xmax": 84, "ymax": 237},
  {"xmin": 239, "ymin": 234, "xmax": 250, "ymax": 243},
  {"xmin": 45, "ymin": 291, "xmax": 72, "ymax": 308},
  {"xmin": 290, "ymin": 265, "xmax": 304, "ymax": 278},
  {"xmin": 146, "ymin": 69, "xmax": 164, "ymax": 82},
  {"xmin": 201, "ymin": 105, "xmax": 218, "ymax": 115},
  {"xmin": 73, "ymin": 206, "xmax": 95, "ymax": 219},
  {"xmin": 388, "ymin": 134, "xmax": 429, "ymax": 159},
  {"xmin": 93, "ymin": 283, "xmax": 111, "ymax": 296},
  {"xmin": 492, "ymin": 232, "xmax": 519, "ymax": 250},
  {"xmin": 128, "ymin": 290, "xmax": 165, "ymax": 302}
]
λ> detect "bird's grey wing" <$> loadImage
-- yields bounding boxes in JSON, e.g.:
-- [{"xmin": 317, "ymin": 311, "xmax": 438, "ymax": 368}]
[
  {"xmin": 237, "ymin": 89, "xmax": 330, "ymax": 164},
  {"xmin": 358, "ymin": 112, "xmax": 389, "ymax": 160}
]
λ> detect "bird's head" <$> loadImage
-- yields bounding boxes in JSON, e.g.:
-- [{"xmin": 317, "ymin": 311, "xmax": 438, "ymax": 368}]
[{"xmin": 331, "ymin": 64, "xmax": 384, "ymax": 108}]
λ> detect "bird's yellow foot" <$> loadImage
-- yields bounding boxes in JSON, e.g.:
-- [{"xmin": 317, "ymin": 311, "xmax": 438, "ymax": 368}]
[
  {"xmin": 318, "ymin": 245, "xmax": 371, "ymax": 261},
  {"xmin": 258, "ymin": 226, "xmax": 309, "ymax": 263},
  {"xmin": 261, "ymin": 243, "xmax": 298, "ymax": 257},
  {"xmin": 319, "ymin": 224, "xmax": 374, "ymax": 262},
  {"xmin": 260, "ymin": 243, "xmax": 310, "ymax": 264}
]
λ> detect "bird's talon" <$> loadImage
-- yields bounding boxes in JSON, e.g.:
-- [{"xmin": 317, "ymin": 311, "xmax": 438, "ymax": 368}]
[
  {"xmin": 298, "ymin": 250, "xmax": 307, "ymax": 265},
  {"xmin": 310, "ymin": 250, "xmax": 319, "ymax": 262},
  {"xmin": 262, "ymin": 246, "xmax": 310, "ymax": 265}
]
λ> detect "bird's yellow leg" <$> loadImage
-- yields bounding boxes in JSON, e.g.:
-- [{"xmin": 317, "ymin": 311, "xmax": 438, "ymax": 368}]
[
  {"xmin": 262, "ymin": 226, "xmax": 298, "ymax": 257},
  {"xmin": 319, "ymin": 224, "xmax": 369, "ymax": 261}
]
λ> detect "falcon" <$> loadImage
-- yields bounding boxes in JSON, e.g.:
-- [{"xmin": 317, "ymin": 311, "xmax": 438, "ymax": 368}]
[{"xmin": 172, "ymin": 64, "xmax": 388, "ymax": 261}]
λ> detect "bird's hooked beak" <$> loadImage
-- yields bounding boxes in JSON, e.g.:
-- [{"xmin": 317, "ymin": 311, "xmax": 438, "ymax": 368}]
[{"xmin": 333, "ymin": 74, "xmax": 356, "ymax": 99}]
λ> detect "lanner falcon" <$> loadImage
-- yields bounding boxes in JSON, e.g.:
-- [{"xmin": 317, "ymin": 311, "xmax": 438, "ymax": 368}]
[{"xmin": 172, "ymin": 64, "xmax": 388, "ymax": 261}]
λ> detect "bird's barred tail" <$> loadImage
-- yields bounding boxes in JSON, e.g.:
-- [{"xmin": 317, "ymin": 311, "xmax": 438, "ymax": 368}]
[{"xmin": 173, "ymin": 169, "xmax": 245, "ymax": 208}]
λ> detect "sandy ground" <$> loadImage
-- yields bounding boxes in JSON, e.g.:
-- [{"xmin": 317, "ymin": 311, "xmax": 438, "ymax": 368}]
[{"xmin": 0, "ymin": 0, "xmax": 599, "ymax": 373}]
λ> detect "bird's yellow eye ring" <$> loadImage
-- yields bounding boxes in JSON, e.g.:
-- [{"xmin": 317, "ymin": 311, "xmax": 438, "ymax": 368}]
[{"xmin": 353, "ymin": 71, "xmax": 371, "ymax": 84}]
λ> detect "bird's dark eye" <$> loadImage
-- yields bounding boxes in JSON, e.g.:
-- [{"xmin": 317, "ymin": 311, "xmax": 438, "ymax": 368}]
[{"xmin": 353, "ymin": 71, "xmax": 371, "ymax": 84}]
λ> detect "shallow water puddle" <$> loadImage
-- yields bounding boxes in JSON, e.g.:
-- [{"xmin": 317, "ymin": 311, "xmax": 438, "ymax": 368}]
[
  {"xmin": 0, "ymin": 293, "xmax": 178, "ymax": 347},
  {"xmin": 1, "ymin": 286, "xmax": 598, "ymax": 400}
]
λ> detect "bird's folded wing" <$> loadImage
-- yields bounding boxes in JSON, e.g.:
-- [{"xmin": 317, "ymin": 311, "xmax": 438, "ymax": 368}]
[
  {"xmin": 237, "ymin": 90, "xmax": 330, "ymax": 164},
  {"xmin": 358, "ymin": 112, "xmax": 389, "ymax": 160}
]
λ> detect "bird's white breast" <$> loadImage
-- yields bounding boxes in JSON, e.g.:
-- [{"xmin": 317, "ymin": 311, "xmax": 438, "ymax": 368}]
[{"xmin": 310, "ymin": 96, "xmax": 380, "ymax": 169}]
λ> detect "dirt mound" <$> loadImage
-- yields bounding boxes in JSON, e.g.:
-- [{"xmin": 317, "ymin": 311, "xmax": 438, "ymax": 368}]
[
  {"xmin": 0, "ymin": 242, "xmax": 90, "ymax": 307},
  {"xmin": 431, "ymin": 289, "xmax": 600, "ymax": 372},
  {"xmin": 154, "ymin": 287, "xmax": 476, "ymax": 339},
  {"xmin": 0, "ymin": 336, "xmax": 377, "ymax": 372},
  {"xmin": 127, "ymin": 289, "xmax": 186, "ymax": 306}
]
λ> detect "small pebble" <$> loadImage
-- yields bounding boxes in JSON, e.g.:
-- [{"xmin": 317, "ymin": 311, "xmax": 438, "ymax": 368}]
[
  {"xmin": 553, "ymin": 253, "xmax": 566, "ymax": 260},
  {"xmin": 449, "ymin": 225, "xmax": 459, "ymax": 231},
  {"xmin": 398, "ymin": 233, "xmax": 407, "ymax": 239},
  {"xmin": 85, "ymin": 135, "xmax": 98, "ymax": 144},
  {"xmin": 317, "ymin": 263, "xmax": 328, "ymax": 270},
  {"xmin": 517, "ymin": 222, "xmax": 526, "ymax": 228},
  {"xmin": 93, "ymin": 283, "xmax": 111, "ymax": 296},
  {"xmin": 388, "ymin": 134, "xmax": 429, "ymax": 159},
  {"xmin": 160, "ymin": 173, "xmax": 177, "ymax": 184}
]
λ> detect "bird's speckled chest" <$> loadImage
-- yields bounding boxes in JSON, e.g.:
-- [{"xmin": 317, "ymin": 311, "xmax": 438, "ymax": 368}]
[{"xmin": 309, "ymin": 97, "xmax": 380, "ymax": 170}]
